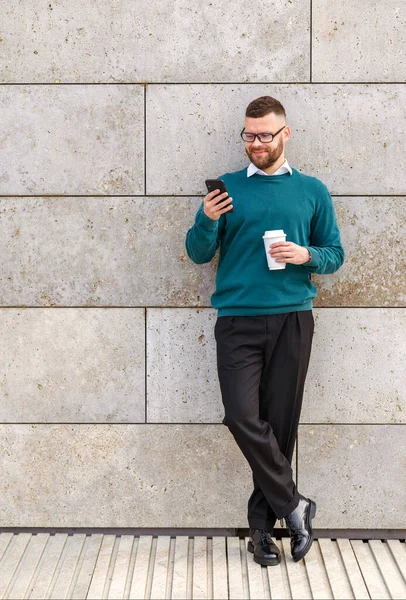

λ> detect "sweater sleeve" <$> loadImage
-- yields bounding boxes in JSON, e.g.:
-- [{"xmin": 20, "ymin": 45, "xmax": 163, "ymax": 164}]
[
  {"xmin": 185, "ymin": 200, "xmax": 226, "ymax": 264},
  {"xmin": 302, "ymin": 182, "xmax": 345, "ymax": 275}
]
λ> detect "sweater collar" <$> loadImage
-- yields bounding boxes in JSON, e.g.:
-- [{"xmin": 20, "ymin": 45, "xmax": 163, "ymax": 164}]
[{"xmin": 247, "ymin": 159, "xmax": 292, "ymax": 177}]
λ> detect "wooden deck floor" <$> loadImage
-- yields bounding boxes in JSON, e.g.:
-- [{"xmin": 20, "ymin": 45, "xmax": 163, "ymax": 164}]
[{"xmin": 0, "ymin": 533, "xmax": 405, "ymax": 599}]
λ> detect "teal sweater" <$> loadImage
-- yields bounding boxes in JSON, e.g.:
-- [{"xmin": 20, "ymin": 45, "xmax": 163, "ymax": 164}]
[{"xmin": 185, "ymin": 167, "xmax": 345, "ymax": 316}]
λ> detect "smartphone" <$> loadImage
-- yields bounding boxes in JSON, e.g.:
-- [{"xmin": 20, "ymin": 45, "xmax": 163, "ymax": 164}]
[{"xmin": 205, "ymin": 179, "xmax": 233, "ymax": 213}]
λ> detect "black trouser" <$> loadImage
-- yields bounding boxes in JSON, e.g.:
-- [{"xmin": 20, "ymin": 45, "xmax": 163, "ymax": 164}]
[{"xmin": 214, "ymin": 310, "xmax": 314, "ymax": 531}]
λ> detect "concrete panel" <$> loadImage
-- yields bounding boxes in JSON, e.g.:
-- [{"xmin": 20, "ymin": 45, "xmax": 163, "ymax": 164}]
[
  {"xmin": 147, "ymin": 308, "xmax": 220, "ymax": 423},
  {"xmin": 0, "ymin": 196, "xmax": 403, "ymax": 308},
  {"xmin": 303, "ymin": 309, "xmax": 405, "ymax": 424},
  {"xmin": 147, "ymin": 309, "xmax": 405, "ymax": 424},
  {"xmin": 313, "ymin": 0, "xmax": 406, "ymax": 82},
  {"xmin": 0, "ymin": 424, "xmax": 253, "ymax": 527},
  {"xmin": 298, "ymin": 424, "xmax": 406, "ymax": 528},
  {"xmin": 313, "ymin": 198, "xmax": 406, "ymax": 307},
  {"xmin": 146, "ymin": 84, "xmax": 406, "ymax": 195},
  {"xmin": 0, "ymin": 196, "xmax": 214, "ymax": 307},
  {"xmin": 0, "ymin": 309, "xmax": 145, "ymax": 423},
  {"xmin": 0, "ymin": 1, "xmax": 309, "ymax": 83},
  {"xmin": 0, "ymin": 85, "xmax": 144, "ymax": 195}
]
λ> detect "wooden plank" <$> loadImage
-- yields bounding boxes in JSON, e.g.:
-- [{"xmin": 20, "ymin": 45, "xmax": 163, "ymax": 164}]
[
  {"xmin": 281, "ymin": 537, "xmax": 312, "ymax": 599},
  {"xmin": 318, "ymin": 538, "xmax": 354, "ymax": 599},
  {"xmin": 50, "ymin": 533, "xmax": 86, "ymax": 599},
  {"xmin": 171, "ymin": 536, "xmax": 189, "ymax": 600},
  {"xmin": 303, "ymin": 540, "xmax": 333, "ymax": 599},
  {"xmin": 244, "ymin": 536, "xmax": 267, "ymax": 600},
  {"xmin": 0, "ymin": 533, "xmax": 31, "ymax": 597},
  {"xmin": 3, "ymin": 533, "xmax": 403, "ymax": 600},
  {"xmin": 350, "ymin": 540, "xmax": 390, "ymax": 599},
  {"xmin": 387, "ymin": 539, "xmax": 406, "ymax": 581},
  {"xmin": 129, "ymin": 535, "xmax": 153, "ymax": 600},
  {"xmin": 71, "ymin": 534, "xmax": 103, "ymax": 599},
  {"xmin": 266, "ymin": 538, "xmax": 289, "ymax": 599},
  {"xmin": 206, "ymin": 538, "xmax": 214, "ymax": 600},
  {"xmin": 0, "ymin": 533, "xmax": 14, "ymax": 562},
  {"xmin": 336, "ymin": 539, "xmax": 369, "ymax": 599},
  {"xmin": 86, "ymin": 534, "xmax": 116, "ymax": 599},
  {"xmin": 227, "ymin": 536, "xmax": 244, "ymax": 599},
  {"xmin": 192, "ymin": 536, "xmax": 208, "ymax": 599},
  {"xmin": 30, "ymin": 534, "xmax": 68, "ymax": 599},
  {"xmin": 212, "ymin": 537, "xmax": 228, "ymax": 600},
  {"xmin": 150, "ymin": 535, "xmax": 171, "ymax": 600},
  {"xmin": 8, "ymin": 533, "xmax": 49, "ymax": 599},
  {"xmin": 108, "ymin": 535, "xmax": 134, "ymax": 600},
  {"xmin": 275, "ymin": 538, "xmax": 292, "ymax": 599},
  {"xmin": 369, "ymin": 540, "xmax": 406, "ymax": 600}
]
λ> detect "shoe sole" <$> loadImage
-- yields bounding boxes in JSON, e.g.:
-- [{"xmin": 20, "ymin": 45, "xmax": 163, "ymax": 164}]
[
  {"xmin": 292, "ymin": 500, "xmax": 317, "ymax": 563},
  {"xmin": 247, "ymin": 540, "xmax": 281, "ymax": 566}
]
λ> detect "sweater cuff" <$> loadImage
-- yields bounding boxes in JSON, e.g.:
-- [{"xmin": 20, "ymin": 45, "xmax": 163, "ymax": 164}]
[
  {"xmin": 303, "ymin": 246, "xmax": 320, "ymax": 268},
  {"xmin": 197, "ymin": 210, "xmax": 219, "ymax": 231}
]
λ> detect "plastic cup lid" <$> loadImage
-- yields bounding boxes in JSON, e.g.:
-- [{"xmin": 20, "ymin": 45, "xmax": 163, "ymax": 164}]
[{"xmin": 263, "ymin": 230, "xmax": 286, "ymax": 237}]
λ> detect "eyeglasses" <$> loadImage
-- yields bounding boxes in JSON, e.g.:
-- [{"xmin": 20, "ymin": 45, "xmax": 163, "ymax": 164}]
[{"xmin": 240, "ymin": 125, "xmax": 286, "ymax": 143}]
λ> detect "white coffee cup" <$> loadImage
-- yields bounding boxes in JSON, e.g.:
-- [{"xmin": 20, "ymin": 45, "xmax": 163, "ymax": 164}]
[{"xmin": 262, "ymin": 230, "xmax": 287, "ymax": 270}]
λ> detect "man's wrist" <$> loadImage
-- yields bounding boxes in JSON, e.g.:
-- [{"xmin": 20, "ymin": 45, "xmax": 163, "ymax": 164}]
[
  {"xmin": 303, "ymin": 247, "xmax": 312, "ymax": 264},
  {"xmin": 303, "ymin": 248, "xmax": 312, "ymax": 265}
]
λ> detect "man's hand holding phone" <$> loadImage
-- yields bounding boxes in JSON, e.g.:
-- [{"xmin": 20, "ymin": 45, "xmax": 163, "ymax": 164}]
[{"xmin": 204, "ymin": 179, "xmax": 233, "ymax": 221}]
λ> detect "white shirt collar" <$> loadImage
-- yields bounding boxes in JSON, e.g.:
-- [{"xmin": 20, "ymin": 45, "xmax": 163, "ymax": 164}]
[{"xmin": 247, "ymin": 159, "xmax": 292, "ymax": 177}]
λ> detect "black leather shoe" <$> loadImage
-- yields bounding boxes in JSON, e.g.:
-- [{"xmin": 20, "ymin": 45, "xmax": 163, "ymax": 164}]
[
  {"xmin": 282, "ymin": 495, "xmax": 316, "ymax": 562},
  {"xmin": 247, "ymin": 528, "xmax": 281, "ymax": 566}
]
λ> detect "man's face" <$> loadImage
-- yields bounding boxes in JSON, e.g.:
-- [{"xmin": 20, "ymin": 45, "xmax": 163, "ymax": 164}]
[{"xmin": 244, "ymin": 113, "xmax": 290, "ymax": 171}]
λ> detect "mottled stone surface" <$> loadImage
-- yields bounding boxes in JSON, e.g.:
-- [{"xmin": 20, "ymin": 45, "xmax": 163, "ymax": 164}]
[
  {"xmin": 0, "ymin": 85, "xmax": 144, "ymax": 195},
  {"xmin": 0, "ymin": 425, "xmax": 254, "ymax": 527},
  {"xmin": 302, "ymin": 309, "xmax": 405, "ymax": 423},
  {"xmin": 147, "ymin": 309, "xmax": 220, "ymax": 423},
  {"xmin": 0, "ymin": 309, "xmax": 145, "ymax": 422},
  {"xmin": 313, "ymin": 0, "xmax": 406, "ymax": 82},
  {"xmin": 0, "ymin": 196, "xmax": 214, "ymax": 307},
  {"xmin": 298, "ymin": 424, "xmax": 406, "ymax": 528},
  {"xmin": 1, "ymin": 196, "xmax": 403, "ymax": 308},
  {"xmin": 147, "ymin": 309, "xmax": 405, "ymax": 424},
  {"xmin": 313, "ymin": 198, "xmax": 406, "ymax": 307},
  {"xmin": 0, "ymin": 1, "xmax": 309, "ymax": 83},
  {"xmin": 147, "ymin": 84, "xmax": 406, "ymax": 195}
]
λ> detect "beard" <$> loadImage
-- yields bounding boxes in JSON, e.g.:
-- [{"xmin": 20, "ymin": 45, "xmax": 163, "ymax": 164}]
[{"xmin": 245, "ymin": 136, "xmax": 284, "ymax": 170}]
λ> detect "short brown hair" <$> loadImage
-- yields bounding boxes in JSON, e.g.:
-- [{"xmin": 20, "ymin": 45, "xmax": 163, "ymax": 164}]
[{"xmin": 245, "ymin": 96, "xmax": 286, "ymax": 119}]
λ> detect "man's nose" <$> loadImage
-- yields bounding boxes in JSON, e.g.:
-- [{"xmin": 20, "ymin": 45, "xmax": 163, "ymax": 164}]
[{"xmin": 250, "ymin": 136, "xmax": 263, "ymax": 147}]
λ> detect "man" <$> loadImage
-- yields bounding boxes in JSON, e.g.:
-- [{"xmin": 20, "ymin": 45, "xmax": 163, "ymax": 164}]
[{"xmin": 185, "ymin": 96, "xmax": 344, "ymax": 566}]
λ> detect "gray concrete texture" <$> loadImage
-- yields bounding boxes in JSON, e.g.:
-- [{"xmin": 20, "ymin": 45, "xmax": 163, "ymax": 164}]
[
  {"xmin": 312, "ymin": 0, "xmax": 406, "ymax": 82},
  {"xmin": 0, "ymin": 85, "xmax": 144, "ymax": 195},
  {"xmin": 0, "ymin": 424, "xmax": 256, "ymax": 528},
  {"xmin": 298, "ymin": 425, "xmax": 406, "ymax": 529},
  {"xmin": 1, "ymin": 1, "xmax": 405, "ymax": 83},
  {"xmin": 1, "ymin": 423, "xmax": 402, "ymax": 529},
  {"xmin": 0, "ymin": 1, "xmax": 309, "ymax": 83},
  {"xmin": 0, "ymin": 196, "xmax": 404, "ymax": 307},
  {"xmin": 1, "ymin": 84, "xmax": 405, "ymax": 196},
  {"xmin": 146, "ymin": 84, "xmax": 406, "ymax": 196},
  {"xmin": 147, "ymin": 308, "xmax": 405, "ymax": 424},
  {"xmin": 0, "ymin": 308, "xmax": 403, "ymax": 424},
  {"xmin": 0, "ymin": 309, "xmax": 145, "ymax": 423}
]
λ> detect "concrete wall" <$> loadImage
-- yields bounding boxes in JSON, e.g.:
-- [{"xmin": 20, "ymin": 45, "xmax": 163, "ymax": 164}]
[{"xmin": 0, "ymin": 1, "xmax": 405, "ymax": 529}]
